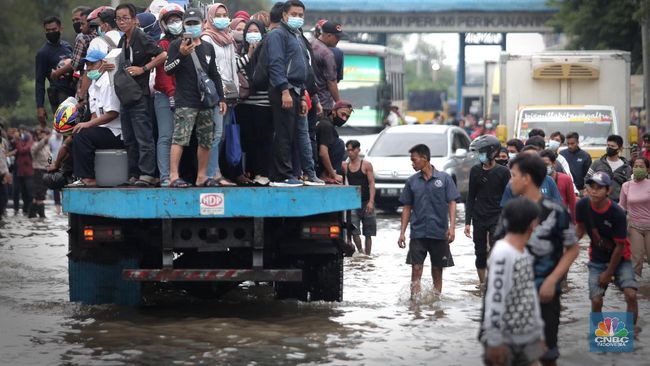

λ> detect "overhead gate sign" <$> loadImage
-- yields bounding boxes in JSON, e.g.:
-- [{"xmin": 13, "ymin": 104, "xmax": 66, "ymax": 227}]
[{"xmin": 305, "ymin": 12, "xmax": 554, "ymax": 33}]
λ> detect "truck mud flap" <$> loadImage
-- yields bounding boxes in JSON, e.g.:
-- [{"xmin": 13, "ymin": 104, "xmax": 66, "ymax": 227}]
[{"xmin": 123, "ymin": 269, "xmax": 302, "ymax": 282}]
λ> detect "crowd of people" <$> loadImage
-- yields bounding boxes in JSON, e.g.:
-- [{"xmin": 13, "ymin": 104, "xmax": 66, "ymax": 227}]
[
  {"xmin": 26, "ymin": 0, "xmax": 355, "ymax": 194},
  {"xmin": 396, "ymin": 127, "xmax": 650, "ymax": 365}
]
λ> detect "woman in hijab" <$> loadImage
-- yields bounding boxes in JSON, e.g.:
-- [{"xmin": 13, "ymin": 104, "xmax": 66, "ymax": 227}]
[
  {"xmin": 201, "ymin": 3, "xmax": 243, "ymax": 185},
  {"xmin": 229, "ymin": 17, "xmax": 246, "ymax": 54},
  {"xmin": 235, "ymin": 19, "xmax": 272, "ymax": 185}
]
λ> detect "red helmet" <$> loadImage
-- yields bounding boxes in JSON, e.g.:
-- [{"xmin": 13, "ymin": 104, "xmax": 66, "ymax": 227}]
[
  {"xmin": 158, "ymin": 3, "xmax": 185, "ymax": 31},
  {"xmin": 88, "ymin": 6, "xmax": 113, "ymax": 25}
]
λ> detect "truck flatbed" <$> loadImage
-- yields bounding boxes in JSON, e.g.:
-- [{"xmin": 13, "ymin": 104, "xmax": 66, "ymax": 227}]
[{"xmin": 63, "ymin": 186, "xmax": 361, "ymax": 219}]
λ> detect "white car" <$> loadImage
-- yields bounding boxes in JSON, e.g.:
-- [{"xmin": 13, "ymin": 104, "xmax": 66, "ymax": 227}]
[{"xmin": 364, "ymin": 124, "xmax": 478, "ymax": 211}]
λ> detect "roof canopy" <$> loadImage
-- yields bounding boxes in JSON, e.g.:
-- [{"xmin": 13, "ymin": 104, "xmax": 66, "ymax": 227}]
[{"xmin": 302, "ymin": 0, "xmax": 556, "ymax": 13}]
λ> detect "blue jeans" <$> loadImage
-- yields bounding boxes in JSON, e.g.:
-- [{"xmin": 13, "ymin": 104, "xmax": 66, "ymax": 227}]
[
  {"xmin": 292, "ymin": 115, "xmax": 317, "ymax": 178},
  {"xmin": 206, "ymin": 107, "xmax": 230, "ymax": 178},
  {"xmin": 121, "ymin": 95, "xmax": 156, "ymax": 178},
  {"xmin": 588, "ymin": 260, "xmax": 637, "ymax": 299},
  {"xmin": 154, "ymin": 92, "xmax": 173, "ymax": 182}
]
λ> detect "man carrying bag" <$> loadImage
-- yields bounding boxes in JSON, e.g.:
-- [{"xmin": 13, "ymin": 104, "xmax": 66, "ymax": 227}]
[{"xmin": 164, "ymin": 8, "xmax": 226, "ymax": 188}]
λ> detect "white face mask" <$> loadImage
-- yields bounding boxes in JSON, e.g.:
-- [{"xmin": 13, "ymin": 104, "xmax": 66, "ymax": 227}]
[
  {"xmin": 548, "ymin": 140, "xmax": 561, "ymax": 151},
  {"xmin": 167, "ymin": 21, "xmax": 183, "ymax": 35}
]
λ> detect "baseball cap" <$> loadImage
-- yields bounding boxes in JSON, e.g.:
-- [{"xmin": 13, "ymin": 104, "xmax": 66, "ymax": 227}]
[
  {"xmin": 586, "ymin": 171, "xmax": 612, "ymax": 187},
  {"xmin": 183, "ymin": 8, "xmax": 203, "ymax": 23},
  {"xmin": 83, "ymin": 49, "xmax": 107, "ymax": 63},
  {"xmin": 333, "ymin": 100, "xmax": 353, "ymax": 110},
  {"xmin": 320, "ymin": 20, "xmax": 348, "ymax": 39}
]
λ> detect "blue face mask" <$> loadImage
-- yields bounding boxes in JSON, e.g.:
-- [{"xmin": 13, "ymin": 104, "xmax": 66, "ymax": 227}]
[
  {"xmin": 97, "ymin": 27, "xmax": 104, "ymax": 37},
  {"xmin": 245, "ymin": 32, "xmax": 262, "ymax": 44},
  {"xmin": 185, "ymin": 24, "xmax": 202, "ymax": 39},
  {"xmin": 87, "ymin": 69, "xmax": 102, "ymax": 81},
  {"xmin": 286, "ymin": 16, "xmax": 304, "ymax": 29},
  {"xmin": 213, "ymin": 17, "xmax": 230, "ymax": 30},
  {"xmin": 478, "ymin": 152, "xmax": 488, "ymax": 164}
]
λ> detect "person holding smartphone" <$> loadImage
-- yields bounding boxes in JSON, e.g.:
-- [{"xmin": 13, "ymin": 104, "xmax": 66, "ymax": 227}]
[{"xmin": 164, "ymin": 8, "xmax": 226, "ymax": 188}]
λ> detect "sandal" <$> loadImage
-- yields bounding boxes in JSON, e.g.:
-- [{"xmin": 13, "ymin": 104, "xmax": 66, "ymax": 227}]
[
  {"xmin": 197, "ymin": 178, "xmax": 219, "ymax": 187},
  {"xmin": 170, "ymin": 178, "xmax": 192, "ymax": 188},
  {"xmin": 216, "ymin": 177, "xmax": 236, "ymax": 187},
  {"xmin": 236, "ymin": 175, "xmax": 255, "ymax": 186}
]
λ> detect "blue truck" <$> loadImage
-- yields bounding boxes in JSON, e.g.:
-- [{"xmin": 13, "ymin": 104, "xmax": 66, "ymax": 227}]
[{"xmin": 63, "ymin": 186, "xmax": 360, "ymax": 305}]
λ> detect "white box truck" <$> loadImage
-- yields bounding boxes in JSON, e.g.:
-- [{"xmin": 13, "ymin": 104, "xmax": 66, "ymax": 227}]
[{"xmin": 497, "ymin": 51, "xmax": 638, "ymax": 158}]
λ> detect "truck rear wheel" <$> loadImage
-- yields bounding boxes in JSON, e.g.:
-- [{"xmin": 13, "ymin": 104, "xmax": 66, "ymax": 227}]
[{"xmin": 310, "ymin": 254, "xmax": 343, "ymax": 302}]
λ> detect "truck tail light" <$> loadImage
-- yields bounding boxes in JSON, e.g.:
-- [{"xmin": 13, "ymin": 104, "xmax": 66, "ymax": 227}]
[
  {"xmin": 83, "ymin": 225, "xmax": 124, "ymax": 242},
  {"xmin": 301, "ymin": 224, "xmax": 341, "ymax": 239}
]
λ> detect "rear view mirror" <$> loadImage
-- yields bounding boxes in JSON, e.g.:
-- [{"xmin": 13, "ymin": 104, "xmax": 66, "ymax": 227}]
[{"xmin": 455, "ymin": 148, "xmax": 468, "ymax": 158}]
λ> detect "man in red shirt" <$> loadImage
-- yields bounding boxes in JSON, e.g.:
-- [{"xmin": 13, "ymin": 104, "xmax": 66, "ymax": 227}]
[{"xmin": 541, "ymin": 149, "xmax": 576, "ymax": 223}]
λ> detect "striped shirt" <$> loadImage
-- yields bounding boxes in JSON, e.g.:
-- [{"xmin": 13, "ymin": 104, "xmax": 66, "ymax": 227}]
[{"xmin": 236, "ymin": 54, "xmax": 270, "ymax": 108}]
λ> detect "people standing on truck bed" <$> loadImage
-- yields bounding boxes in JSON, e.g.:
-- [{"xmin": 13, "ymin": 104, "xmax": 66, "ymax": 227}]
[
  {"xmin": 164, "ymin": 8, "xmax": 226, "ymax": 188},
  {"xmin": 115, "ymin": 3, "xmax": 167, "ymax": 187},
  {"xmin": 154, "ymin": 4, "xmax": 185, "ymax": 188},
  {"xmin": 310, "ymin": 20, "xmax": 345, "ymax": 116},
  {"xmin": 202, "ymin": 3, "xmax": 244, "ymax": 187},
  {"xmin": 35, "ymin": 15, "xmax": 75, "ymax": 128},
  {"xmin": 585, "ymin": 134, "xmax": 631, "ymax": 203},
  {"xmin": 343, "ymin": 139, "xmax": 376, "ymax": 255},
  {"xmin": 464, "ymin": 135, "xmax": 511, "ymax": 287},
  {"xmin": 398, "ymin": 144, "xmax": 459, "ymax": 297},
  {"xmin": 67, "ymin": 49, "xmax": 125, "ymax": 189}
]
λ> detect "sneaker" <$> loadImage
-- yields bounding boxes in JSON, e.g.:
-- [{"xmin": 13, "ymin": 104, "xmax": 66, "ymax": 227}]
[
  {"xmin": 303, "ymin": 176, "xmax": 325, "ymax": 186},
  {"xmin": 270, "ymin": 178, "xmax": 304, "ymax": 187},
  {"xmin": 253, "ymin": 175, "xmax": 270, "ymax": 186}
]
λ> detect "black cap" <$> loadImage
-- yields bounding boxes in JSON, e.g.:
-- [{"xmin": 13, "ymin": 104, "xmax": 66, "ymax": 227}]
[
  {"xmin": 184, "ymin": 8, "xmax": 203, "ymax": 23},
  {"xmin": 97, "ymin": 9, "xmax": 116, "ymax": 25},
  {"xmin": 321, "ymin": 21, "xmax": 348, "ymax": 39}
]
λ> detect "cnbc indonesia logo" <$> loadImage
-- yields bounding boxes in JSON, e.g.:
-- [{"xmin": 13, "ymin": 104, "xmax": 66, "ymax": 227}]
[{"xmin": 591, "ymin": 315, "xmax": 632, "ymax": 352}]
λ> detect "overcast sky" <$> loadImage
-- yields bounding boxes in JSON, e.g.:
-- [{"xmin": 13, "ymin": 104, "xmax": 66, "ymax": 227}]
[{"xmin": 404, "ymin": 33, "xmax": 546, "ymax": 67}]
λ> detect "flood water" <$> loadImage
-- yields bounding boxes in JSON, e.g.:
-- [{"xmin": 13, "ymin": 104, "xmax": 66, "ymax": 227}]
[{"xmin": 1, "ymin": 204, "xmax": 649, "ymax": 365}]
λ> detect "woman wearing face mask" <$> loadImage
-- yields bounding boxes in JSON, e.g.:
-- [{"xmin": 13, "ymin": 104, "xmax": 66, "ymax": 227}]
[
  {"xmin": 229, "ymin": 17, "xmax": 246, "ymax": 54},
  {"xmin": 153, "ymin": 4, "xmax": 184, "ymax": 187},
  {"xmin": 201, "ymin": 3, "xmax": 241, "ymax": 185},
  {"xmin": 619, "ymin": 157, "xmax": 650, "ymax": 277},
  {"xmin": 233, "ymin": 20, "xmax": 272, "ymax": 185}
]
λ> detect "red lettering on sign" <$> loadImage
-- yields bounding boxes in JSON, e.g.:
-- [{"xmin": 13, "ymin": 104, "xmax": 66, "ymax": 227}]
[{"xmin": 201, "ymin": 194, "xmax": 223, "ymax": 207}]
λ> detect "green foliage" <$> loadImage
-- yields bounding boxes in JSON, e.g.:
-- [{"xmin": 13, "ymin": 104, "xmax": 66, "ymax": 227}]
[
  {"xmin": 548, "ymin": 0, "xmax": 642, "ymax": 71},
  {"xmin": 402, "ymin": 36, "xmax": 455, "ymax": 96}
]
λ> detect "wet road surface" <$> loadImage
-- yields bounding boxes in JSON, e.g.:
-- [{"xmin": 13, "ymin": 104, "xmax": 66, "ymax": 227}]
[{"xmin": 1, "ymin": 204, "xmax": 649, "ymax": 365}]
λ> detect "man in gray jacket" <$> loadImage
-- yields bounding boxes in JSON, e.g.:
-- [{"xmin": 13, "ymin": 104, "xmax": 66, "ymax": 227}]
[{"xmin": 585, "ymin": 134, "xmax": 631, "ymax": 202}]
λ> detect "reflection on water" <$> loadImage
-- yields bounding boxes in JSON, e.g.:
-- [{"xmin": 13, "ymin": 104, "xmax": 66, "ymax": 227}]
[{"xmin": 0, "ymin": 205, "xmax": 649, "ymax": 365}]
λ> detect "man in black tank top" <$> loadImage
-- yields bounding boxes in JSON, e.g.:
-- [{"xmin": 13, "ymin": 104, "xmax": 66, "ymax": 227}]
[{"xmin": 342, "ymin": 140, "xmax": 376, "ymax": 255}]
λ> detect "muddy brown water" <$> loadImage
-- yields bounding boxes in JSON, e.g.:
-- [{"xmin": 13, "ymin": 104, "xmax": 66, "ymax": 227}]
[{"xmin": 0, "ymin": 205, "xmax": 648, "ymax": 365}]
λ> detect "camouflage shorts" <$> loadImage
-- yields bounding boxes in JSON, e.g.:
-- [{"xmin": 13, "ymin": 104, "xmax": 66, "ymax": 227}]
[{"xmin": 172, "ymin": 107, "xmax": 214, "ymax": 148}]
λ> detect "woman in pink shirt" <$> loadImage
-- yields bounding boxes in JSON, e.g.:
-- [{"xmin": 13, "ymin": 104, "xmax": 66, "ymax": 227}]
[{"xmin": 620, "ymin": 157, "xmax": 650, "ymax": 277}]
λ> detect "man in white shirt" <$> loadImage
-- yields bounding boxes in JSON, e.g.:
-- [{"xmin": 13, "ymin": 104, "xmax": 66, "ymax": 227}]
[{"xmin": 68, "ymin": 49, "xmax": 124, "ymax": 187}]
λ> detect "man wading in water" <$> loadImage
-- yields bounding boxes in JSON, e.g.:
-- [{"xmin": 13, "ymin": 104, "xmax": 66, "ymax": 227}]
[{"xmin": 398, "ymin": 144, "xmax": 459, "ymax": 298}]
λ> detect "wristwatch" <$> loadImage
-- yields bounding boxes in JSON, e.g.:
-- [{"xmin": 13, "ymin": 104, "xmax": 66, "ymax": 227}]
[{"xmin": 142, "ymin": 65, "xmax": 149, "ymax": 73}]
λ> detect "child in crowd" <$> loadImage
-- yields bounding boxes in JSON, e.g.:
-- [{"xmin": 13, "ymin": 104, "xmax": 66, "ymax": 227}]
[{"xmin": 481, "ymin": 197, "xmax": 545, "ymax": 366}]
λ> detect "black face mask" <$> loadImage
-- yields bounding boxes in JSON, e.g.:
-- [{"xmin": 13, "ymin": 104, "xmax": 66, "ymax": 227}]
[
  {"xmin": 73, "ymin": 21, "xmax": 82, "ymax": 34},
  {"xmin": 46, "ymin": 31, "xmax": 61, "ymax": 44},
  {"xmin": 333, "ymin": 116, "xmax": 346, "ymax": 127},
  {"xmin": 495, "ymin": 159, "xmax": 508, "ymax": 166},
  {"xmin": 606, "ymin": 147, "xmax": 618, "ymax": 157}
]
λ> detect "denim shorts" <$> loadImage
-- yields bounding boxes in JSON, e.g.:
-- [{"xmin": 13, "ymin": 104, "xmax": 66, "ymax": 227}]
[{"xmin": 587, "ymin": 260, "xmax": 638, "ymax": 299}]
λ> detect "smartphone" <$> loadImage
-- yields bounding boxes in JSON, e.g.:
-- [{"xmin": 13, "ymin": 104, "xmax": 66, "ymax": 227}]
[{"xmin": 182, "ymin": 32, "xmax": 192, "ymax": 45}]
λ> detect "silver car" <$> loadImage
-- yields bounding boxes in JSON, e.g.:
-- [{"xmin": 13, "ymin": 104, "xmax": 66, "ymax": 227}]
[{"xmin": 364, "ymin": 124, "xmax": 478, "ymax": 210}]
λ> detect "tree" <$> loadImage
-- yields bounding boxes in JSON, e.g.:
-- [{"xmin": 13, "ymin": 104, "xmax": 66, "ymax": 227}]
[
  {"xmin": 404, "ymin": 36, "xmax": 455, "ymax": 95},
  {"xmin": 548, "ymin": 0, "xmax": 642, "ymax": 72}
]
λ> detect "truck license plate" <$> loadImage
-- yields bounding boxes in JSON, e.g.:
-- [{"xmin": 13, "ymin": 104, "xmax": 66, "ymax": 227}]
[{"xmin": 384, "ymin": 188, "xmax": 400, "ymax": 196}]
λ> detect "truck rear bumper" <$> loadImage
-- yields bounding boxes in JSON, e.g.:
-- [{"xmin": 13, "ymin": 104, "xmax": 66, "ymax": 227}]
[{"xmin": 123, "ymin": 268, "xmax": 302, "ymax": 282}]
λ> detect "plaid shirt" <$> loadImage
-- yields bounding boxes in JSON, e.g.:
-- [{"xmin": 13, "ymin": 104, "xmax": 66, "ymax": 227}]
[{"xmin": 71, "ymin": 32, "xmax": 96, "ymax": 71}]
